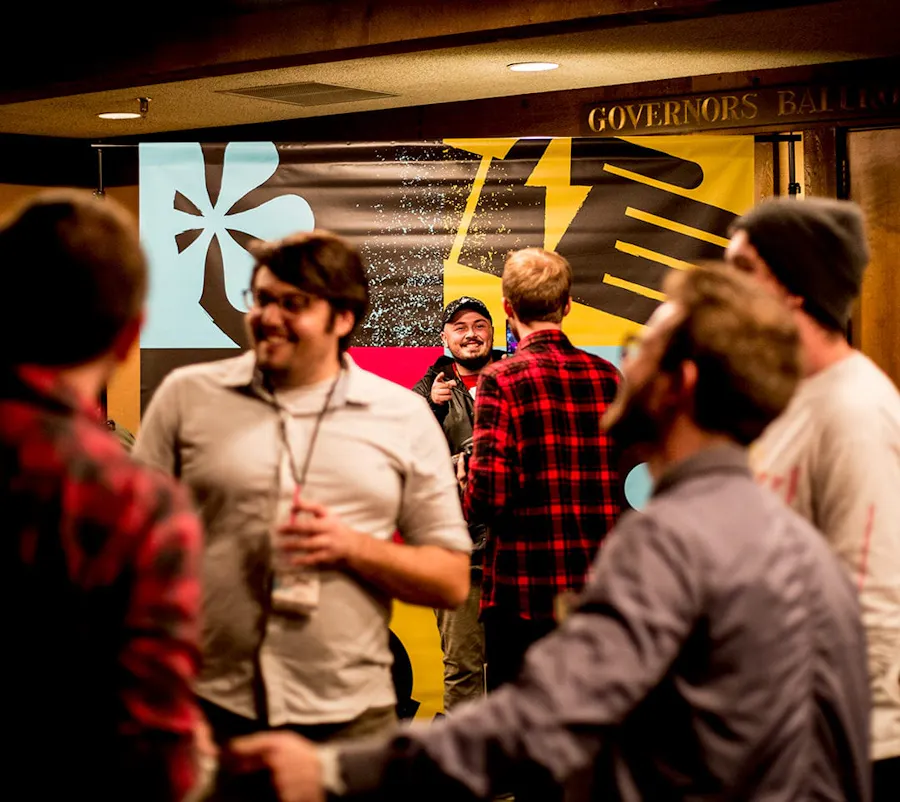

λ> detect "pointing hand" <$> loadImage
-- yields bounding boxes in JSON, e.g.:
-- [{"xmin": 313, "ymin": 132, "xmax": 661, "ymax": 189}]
[{"xmin": 430, "ymin": 371, "xmax": 458, "ymax": 405}]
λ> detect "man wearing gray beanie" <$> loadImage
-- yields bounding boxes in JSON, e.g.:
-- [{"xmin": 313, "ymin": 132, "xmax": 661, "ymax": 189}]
[{"xmin": 727, "ymin": 196, "xmax": 900, "ymax": 799}]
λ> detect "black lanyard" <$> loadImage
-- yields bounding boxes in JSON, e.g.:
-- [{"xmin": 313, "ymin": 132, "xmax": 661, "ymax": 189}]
[
  {"xmin": 269, "ymin": 370, "xmax": 342, "ymax": 491},
  {"xmin": 251, "ymin": 366, "xmax": 343, "ymax": 720}
]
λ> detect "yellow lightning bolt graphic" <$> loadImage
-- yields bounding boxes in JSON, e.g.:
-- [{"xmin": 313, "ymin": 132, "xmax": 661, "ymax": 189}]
[
  {"xmin": 441, "ymin": 137, "xmax": 642, "ymax": 345},
  {"xmin": 441, "ymin": 138, "xmax": 518, "ymax": 325},
  {"xmin": 525, "ymin": 138, "xmax": 592, "ymax": 252},
  {"xmin": 443, "ymin": 138, "xmax": 519, "ymax": 270}
]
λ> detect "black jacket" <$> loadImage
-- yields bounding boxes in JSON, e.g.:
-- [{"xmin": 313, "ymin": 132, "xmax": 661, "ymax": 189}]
[
  {"xmin": 412, "ymin": 351, "xmax": 505, "ymax": 555},
  {"xmin": 412, "ymin": 351, "xmax": 505, "ymax": 456}
]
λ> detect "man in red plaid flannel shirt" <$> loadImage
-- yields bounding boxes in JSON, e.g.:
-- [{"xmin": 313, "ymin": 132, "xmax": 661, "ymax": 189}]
[
  {"xmin": 462, "ymin": 247, "xmax": 623, "ymax": 693},
  {"xmin": 0, "ymin": 191, "xmax": 203, "ymax": 801}
]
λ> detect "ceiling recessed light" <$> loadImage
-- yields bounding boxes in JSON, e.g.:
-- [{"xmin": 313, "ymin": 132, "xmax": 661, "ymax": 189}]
[
  {"xmin": 507, "ymin": 62, "xmax": 559, "ymax": 72},
  {"xmin": 98, "ymin": 98, "xmax": 150, "ymax": 121}
]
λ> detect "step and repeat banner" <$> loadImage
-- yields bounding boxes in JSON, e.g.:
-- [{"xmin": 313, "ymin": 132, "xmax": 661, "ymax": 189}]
[{"xmin": 139, "ymin": 135, "xmax": 754, "ymax": 717}]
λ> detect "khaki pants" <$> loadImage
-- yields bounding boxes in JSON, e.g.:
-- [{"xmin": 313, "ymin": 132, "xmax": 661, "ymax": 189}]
[{"xmin": 435, "ymin": 571, "xmax": 486, "ymax": 712}]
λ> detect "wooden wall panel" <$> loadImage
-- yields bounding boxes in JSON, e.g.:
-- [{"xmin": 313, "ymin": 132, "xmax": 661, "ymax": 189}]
[
  {"xmin": 104, "ymin": 186, "xmax": 141, "ymax": 435},
  {"xmin": 803, "ymin": 127, "xmax": 839, "ymax": 198},
  {"xmin": 755, "ymin": 142, "xmax": 776, "ymax": 202},
  {"xmin": 848, "ymin": 127, "xmax": 900, "ymax": 387}
]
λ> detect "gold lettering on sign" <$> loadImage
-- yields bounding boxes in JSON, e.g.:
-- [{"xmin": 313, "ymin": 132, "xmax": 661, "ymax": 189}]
[
  {"xmin": 586, "ymin": 82, "xmax": 897, "ymax": 135},
  {"xmin": 701, "ymin": 97, "xmax": 720, "ymax": 122},
  {"xmin": 663, "ymin": 100, "xmax": 681, "ymax": 126},
  {"xmin": 626, "ymin": 104, "xmax": 644, "ymax": 128},
  {"xmin": 588, "ymin": 107, "xmax": 605, "ymax": 132},
  {"xmin": 798, "ymin": 89, "xmax": 818, "ymax": 114},
  {"xmin": 778, "ymin": 90, "xmax": 797, "ymax": 116},
  {"xmin": 609, "ymin": 106, "xmax": 627, "ymax": 131},
  {"xmin": 840, "ymin": 86, "xmax": 856, "ymax": 111},
  {"xmin": 741, "ymin": 93, "xmax": 759, "ymax": 119},
  {"xmin": 721, "ymin": 95, "xmax": 739, "ymax": 121},
  {"xmin": 684, "ymin": 98, "xmax": 701, "ymax": 125}
]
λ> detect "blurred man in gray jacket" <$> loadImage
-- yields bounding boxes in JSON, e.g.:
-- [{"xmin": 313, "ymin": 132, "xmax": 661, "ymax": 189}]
[{"xmin": 228, "ymin": 265, "xmax": 871, "ymax": 802}]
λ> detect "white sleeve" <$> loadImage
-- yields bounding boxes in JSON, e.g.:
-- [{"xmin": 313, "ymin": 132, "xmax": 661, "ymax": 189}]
[
  {"xmin": 396, "ymin": 395, "xmax": 471, "ymax": 553},
  {"xmin": 814, "ymin": 417, "xmax": 900, "ymax": 591}
]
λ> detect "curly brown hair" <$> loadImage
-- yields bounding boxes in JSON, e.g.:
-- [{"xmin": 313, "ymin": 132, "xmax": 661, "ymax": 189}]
[{"xmin": 661, "ymin": 265, "xmax": 801, "ymax": 445}]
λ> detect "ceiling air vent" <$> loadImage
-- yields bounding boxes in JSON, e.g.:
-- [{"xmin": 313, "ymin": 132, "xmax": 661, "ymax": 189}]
[{"xmin": 220, "ymin": 82, "xmax": 396, "ymax": 107}]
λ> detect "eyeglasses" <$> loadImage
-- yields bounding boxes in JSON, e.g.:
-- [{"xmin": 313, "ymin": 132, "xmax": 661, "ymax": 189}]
[{"xmin": 242, "ymin": 288, "xmax": 314, "ymax": 316}]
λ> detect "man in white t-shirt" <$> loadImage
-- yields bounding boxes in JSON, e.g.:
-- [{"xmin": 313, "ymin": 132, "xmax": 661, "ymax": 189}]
[
  {"xmin": 135, "ymin": 230, "xmax": 471, "ymax": 800},
  {"xmin": 726, "ymin": 197, "xmax": 900, "ymax": 798}
]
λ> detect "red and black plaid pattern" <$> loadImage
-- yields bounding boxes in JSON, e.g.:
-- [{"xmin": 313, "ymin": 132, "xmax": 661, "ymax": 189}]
[
  {"xmin": 2, "ymin": 367, "xmax": 202, "ymax": 801},
  {"xmin": 464, "ymin": 330, "xmax": 622, "ymax": 621}
]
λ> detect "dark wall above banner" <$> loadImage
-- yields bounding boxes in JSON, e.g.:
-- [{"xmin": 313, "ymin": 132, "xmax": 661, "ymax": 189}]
[{"xmin": 583, "ymin": 79, "xmax": 900, "ymax": 136}]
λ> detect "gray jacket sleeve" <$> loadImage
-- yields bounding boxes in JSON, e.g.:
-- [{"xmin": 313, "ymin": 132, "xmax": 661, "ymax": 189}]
[{"xmin": 337, "ymin": 512, "xmax": 703, "ymax": 800}]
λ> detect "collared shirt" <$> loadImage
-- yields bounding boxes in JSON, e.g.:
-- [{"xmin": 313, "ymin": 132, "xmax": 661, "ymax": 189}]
[
  {"xmin": 1, "ymin": 367, "xmax": 202, "ymax": 802},
  {"xmin": 463, "ymin": 329, "xmax": 621, "ymax": 620},
  {"xmin": 338, "ymin": 446, "xmax": 871, "ymax": 802},
  {"xmin": 134, "ymin": 351, "xmax": 470, "ymax": 726}
]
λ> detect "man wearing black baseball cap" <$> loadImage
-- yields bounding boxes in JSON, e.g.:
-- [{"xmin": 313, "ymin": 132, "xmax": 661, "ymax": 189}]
[
  {"xmin": 727, "ymin": 196, "xmax": 900, "ymax": 799},
  {"xmin": 412, "ymin": 296, "xmax": 504, "ymax": 713}
]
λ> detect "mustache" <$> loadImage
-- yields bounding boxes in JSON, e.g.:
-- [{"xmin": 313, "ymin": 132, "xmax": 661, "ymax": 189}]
[
  {"xmin": 253, "ymin": 325, "xmax": 295, "ymax": 341},
  {"xmin": 462, "ymin": 338, "xmax": 484, "ymax": 346}
]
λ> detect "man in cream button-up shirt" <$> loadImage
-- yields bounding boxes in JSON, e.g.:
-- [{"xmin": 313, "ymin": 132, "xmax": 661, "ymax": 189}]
[{"xmin": 135, "ymin": 230, "xmax": 470, "ymax": 798}]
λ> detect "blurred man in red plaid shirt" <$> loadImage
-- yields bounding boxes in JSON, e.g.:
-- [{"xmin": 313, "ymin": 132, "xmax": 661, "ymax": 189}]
[
  {"xmin": 461, "ymin": 247, "xmax": 623, "ymax": 694},
  {"xmin": 0, "ymin": 190, "xmax": 203, "ymax": 801}
]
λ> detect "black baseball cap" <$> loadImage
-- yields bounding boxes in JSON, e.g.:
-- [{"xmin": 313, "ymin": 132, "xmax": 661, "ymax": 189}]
[{"xmin": 441, "ymin": 296, "xmax": 492, "ymax": 328}]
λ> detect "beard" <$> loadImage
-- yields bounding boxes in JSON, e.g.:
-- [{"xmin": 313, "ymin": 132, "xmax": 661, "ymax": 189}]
[
  {"xmin": 455, "ymin": 352, "xmax": 492, "ymax": 371},
  {"xmin": 246, "ymin": 316, "xmax": 297, "ymax": 384},
  {"xmin": 449, "ymin": 338, "xmax": 492, "ymax": 371},
  {"xmin": 602, "ymin": 379, "xmax": 671, "ymax": 458}
]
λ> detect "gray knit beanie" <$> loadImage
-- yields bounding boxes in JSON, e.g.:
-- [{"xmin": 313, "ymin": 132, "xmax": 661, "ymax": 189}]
[{"xmin": 731, "ymin": 197, "xmax": 869, "ymax": 331}]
